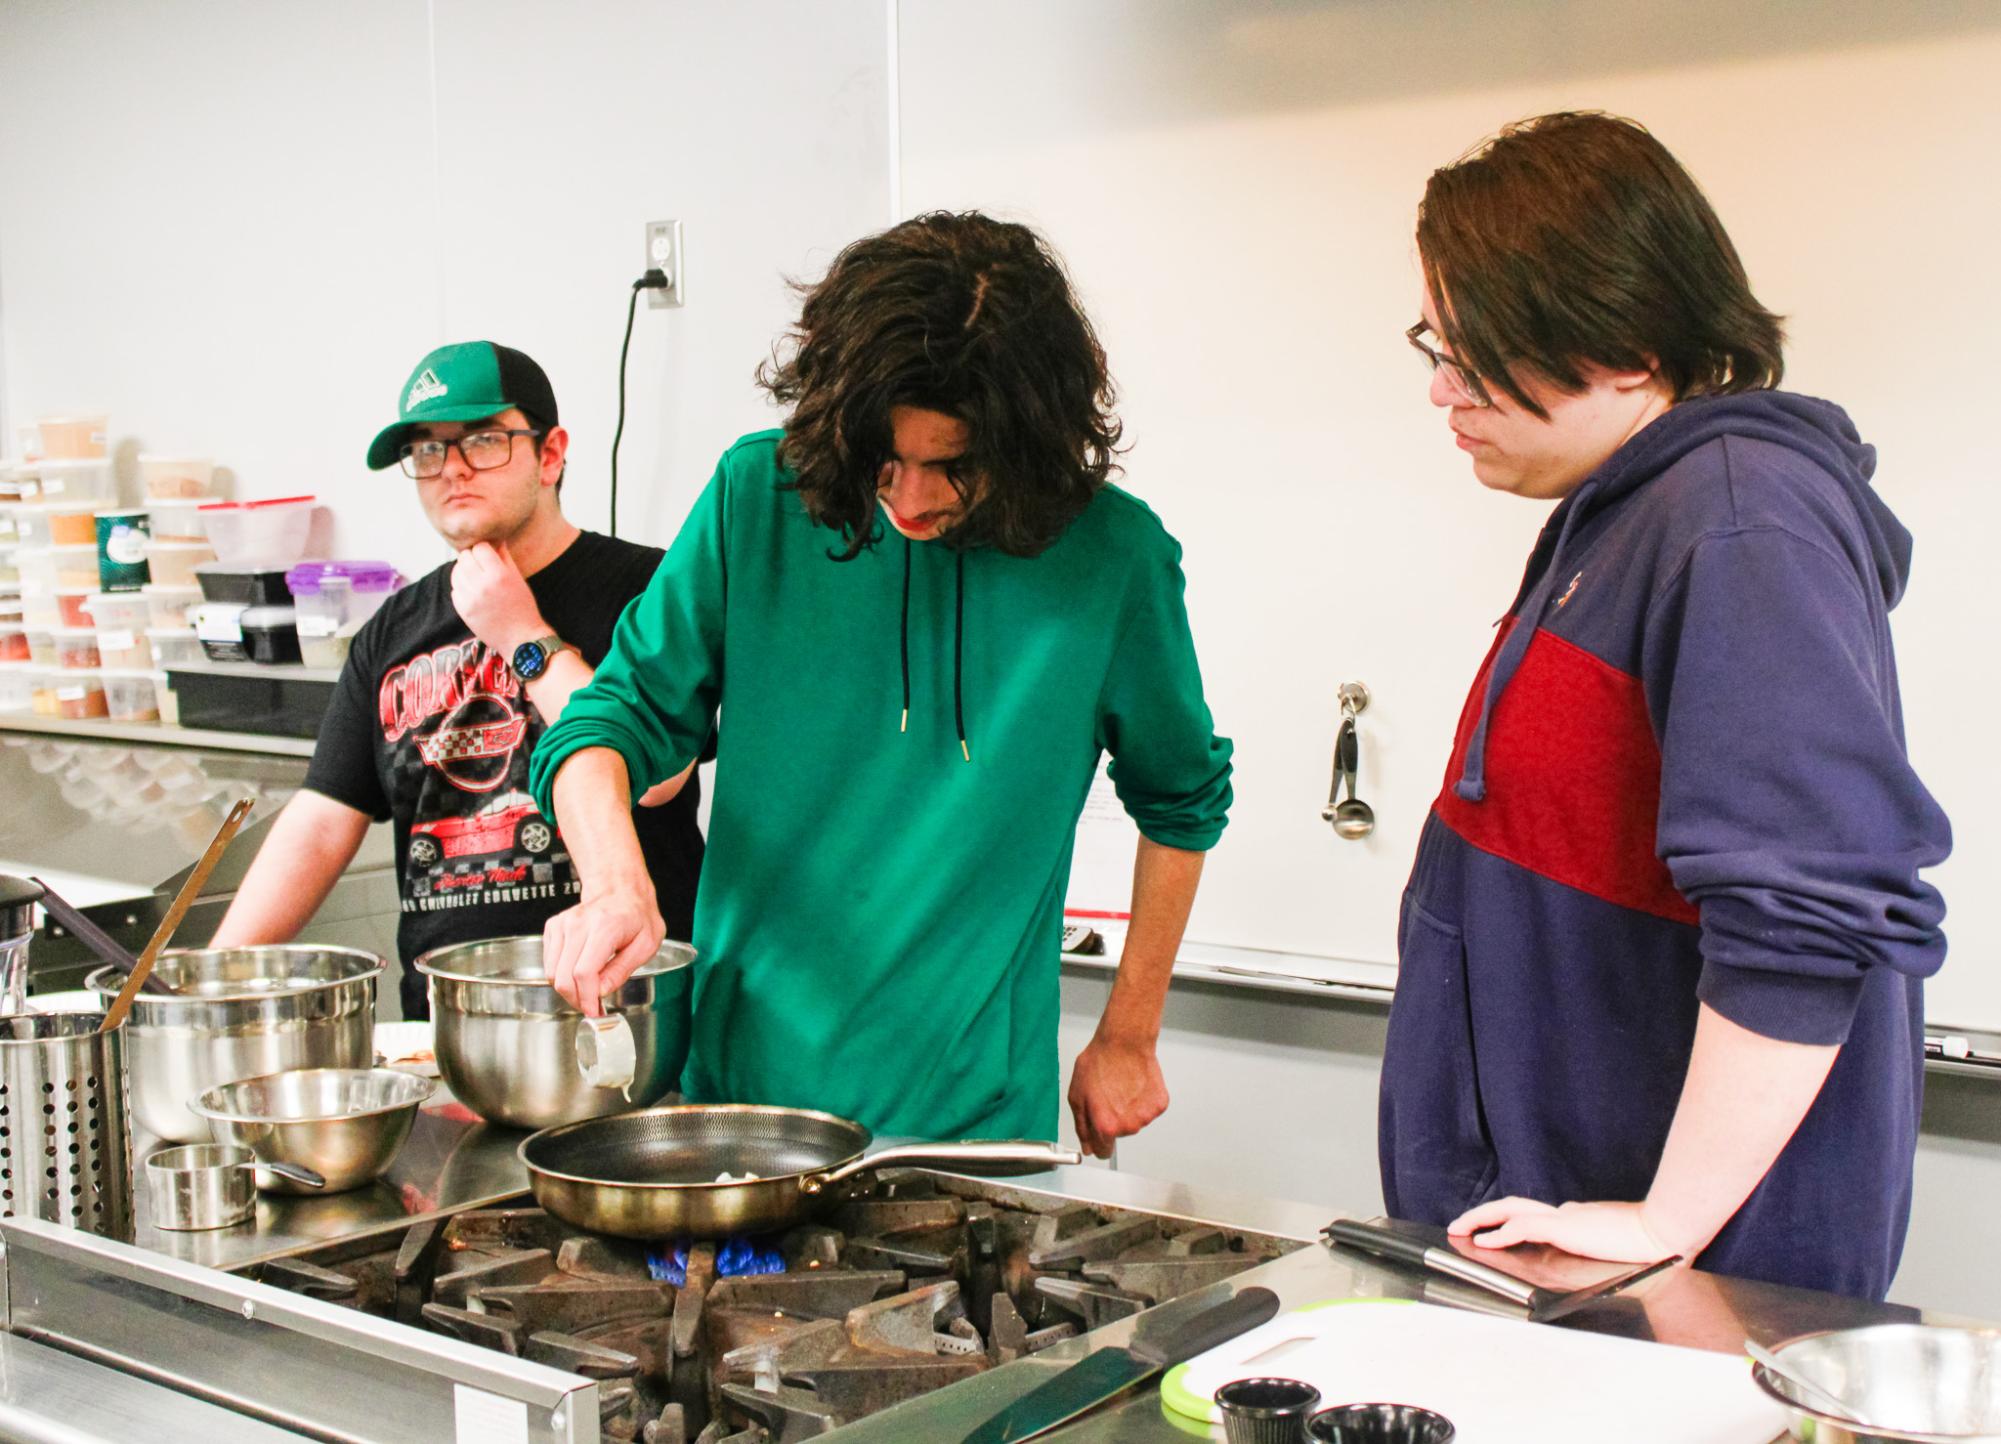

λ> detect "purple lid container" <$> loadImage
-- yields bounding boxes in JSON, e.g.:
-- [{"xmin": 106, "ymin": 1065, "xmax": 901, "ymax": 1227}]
[{"xmin": 284, "ymin": 560, "xmax": 404, "ymax": 595}]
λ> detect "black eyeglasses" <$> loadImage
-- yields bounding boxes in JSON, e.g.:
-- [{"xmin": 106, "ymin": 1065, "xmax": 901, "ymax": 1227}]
[
  {"xmin": 399, "ymin": 428, "xmax": 542, "ymax": 479},
  {"xmin": 1406, "ymin": 322, "xmax": 1492, "ymax": 408}
]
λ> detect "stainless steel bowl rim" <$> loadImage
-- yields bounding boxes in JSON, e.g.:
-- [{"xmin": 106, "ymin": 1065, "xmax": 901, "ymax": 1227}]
[
  {"xmin": 84, "ymin": 944, "xmax": 385, "ymax": 1005},
  {"xmin": 518, "ymin": 1103, "xmax": 872, "ymax": 1191},
  {"xmin": 188, "ymin": 1067, "xmax": 437, "ymax": 1123},
  {"xmin": 1750, "ymin": 1324, "xmax": 2001, "ymax": 1444},
  {"xmin": 412, "ymin": 935, "xmax": 695, "ymax": 986},
  {"xmin": 146, "ymin": 1143, "xmax": 257, "ymax": 1173}
]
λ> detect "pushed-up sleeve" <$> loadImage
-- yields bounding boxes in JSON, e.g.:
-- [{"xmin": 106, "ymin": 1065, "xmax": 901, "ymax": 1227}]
[
  {"xmin": 1647, "ymin": 525, "xmax": 1950, "ymax": 1046},
  {"xmin": 1095, "ymin": 534, "xmax": 1233, "ymax": 851},
  {"xmin": 529, "ymin": 460, "xmax": 728, "ymax": 812}
]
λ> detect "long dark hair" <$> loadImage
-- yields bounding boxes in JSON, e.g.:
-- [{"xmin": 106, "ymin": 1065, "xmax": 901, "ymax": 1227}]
[
  {"xmin": 757, "ymin": 211, "xmax": 1122, "ymax": 559},
  {"xmin": 1417, "ymin": 111, "xmax": 1785, "ymax": 417}
]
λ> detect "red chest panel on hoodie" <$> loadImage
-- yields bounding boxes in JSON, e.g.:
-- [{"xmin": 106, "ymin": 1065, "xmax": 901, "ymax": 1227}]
[{"xmin": 1433, "ymin": 620, "xmax": 1699, "ymax": 926}]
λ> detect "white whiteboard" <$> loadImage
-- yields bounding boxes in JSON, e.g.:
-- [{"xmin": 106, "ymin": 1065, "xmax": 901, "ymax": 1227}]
[{"xmin": 899, "ymin": 4, "xmax": 1998, "ymax": 1024}]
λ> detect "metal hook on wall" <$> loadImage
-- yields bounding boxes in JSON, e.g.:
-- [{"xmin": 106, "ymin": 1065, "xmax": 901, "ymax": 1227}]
[{"xmin": 1323, "ymin": 682, "xmax": 1376, "ymax": 839}]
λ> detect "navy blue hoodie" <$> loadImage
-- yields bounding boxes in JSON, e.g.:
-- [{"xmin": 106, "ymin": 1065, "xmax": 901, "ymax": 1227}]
[{"xmin": 1379, "ymin": 391, "xmax": 1951, "ymax": 1300}]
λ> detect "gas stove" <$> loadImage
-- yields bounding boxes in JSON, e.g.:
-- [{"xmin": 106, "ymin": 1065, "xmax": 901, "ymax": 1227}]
[{"xmin": 236, "ymin": 1171, "xmax": 1303, "ymax": 1441}]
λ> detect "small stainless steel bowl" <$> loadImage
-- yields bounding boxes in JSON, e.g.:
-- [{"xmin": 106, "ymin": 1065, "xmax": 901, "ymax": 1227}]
[
  {"xmin": 190, "ymin": 1067, "xmax": 434, "ymax": 1193},
  {"xmin": 413, "ymin": 935, "xmax": 694, "ymax": 1130},
  {"xmin": 87, "ymin": 945, "xmax": 383, "ymax": 1143},
  {"xmin": 145, "ymin": 1143, "xmax": 257, "ymax": 1230},
  {"xmin": 1752, "ymin": 1324, "xmax": 2001, "ymax": 1443}
]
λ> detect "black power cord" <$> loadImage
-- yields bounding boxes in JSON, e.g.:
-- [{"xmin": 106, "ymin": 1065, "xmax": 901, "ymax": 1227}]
[{"xmin": 610, "ymin": 267, "xmax": 671, "ymax": 538}]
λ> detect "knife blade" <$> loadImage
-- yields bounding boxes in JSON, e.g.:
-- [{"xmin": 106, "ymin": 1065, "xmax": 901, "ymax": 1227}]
[
  {"xmin": 959, "ymin": 1284, "xmax": 1279, "ymax": 1444},
  {"xmin": 1322, "ymin": 1218, "xmax": 1678, "ymax": 1321}
]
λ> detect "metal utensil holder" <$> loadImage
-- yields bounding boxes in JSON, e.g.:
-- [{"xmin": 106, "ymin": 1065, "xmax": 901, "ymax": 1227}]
[{"xmin": 0, "ymin": 1011, "xmax": 134, "ymax": 1242}]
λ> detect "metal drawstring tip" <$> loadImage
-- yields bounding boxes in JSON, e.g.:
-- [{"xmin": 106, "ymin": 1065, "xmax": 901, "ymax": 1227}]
[
  {"xmin": 900, "ymin": 709, "xmax": 908, "ymax": 734},
  {"xmin": 960, "ymin": 740, "xmax": 971, "ymax": 762}
]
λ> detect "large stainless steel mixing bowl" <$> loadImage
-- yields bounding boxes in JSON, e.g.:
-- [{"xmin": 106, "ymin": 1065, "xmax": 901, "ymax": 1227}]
[
  {"xmin": 87, "ymin": 946, "xmax": 383, "ymax": 1143},
  {"xmin": 190, "ymin": 1068, "xmax": 434, "ymax": 1194},
  {"xmin": 1753, "ymin": 1324, "xmax": 2001, "ymax": 1442},
  {"xmin": 412, "ymin": 935, "xmax": 694, "ymax": 1130}
]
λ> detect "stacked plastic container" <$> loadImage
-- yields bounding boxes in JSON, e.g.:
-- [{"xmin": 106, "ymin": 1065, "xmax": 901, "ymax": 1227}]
[{"xmin": 4, "ymin": 420, "xmax": 118, "ymax": 722}]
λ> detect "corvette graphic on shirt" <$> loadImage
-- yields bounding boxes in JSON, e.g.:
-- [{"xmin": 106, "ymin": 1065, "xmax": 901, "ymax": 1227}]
[{"xmin": 378, "ymin": 638, "xmax": 577, "ymax": 913}]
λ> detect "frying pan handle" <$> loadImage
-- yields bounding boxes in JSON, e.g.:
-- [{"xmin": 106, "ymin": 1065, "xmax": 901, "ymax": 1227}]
[{"xmin": 803, "ymin": 1140, "xmax": 1083, "ymax": 1193}]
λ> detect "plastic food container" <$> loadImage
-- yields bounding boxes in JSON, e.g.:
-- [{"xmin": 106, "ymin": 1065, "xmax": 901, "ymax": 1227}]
[
  {"xmin": 54, "ymin": 590, "xmax": 94, "ymax": 628},
  {"xmin": 148, "ymin": 497, "xmax": 210, "ymax": 543},
  {"xmin": 83, "ymin": 592, "xmax": 149, "ymax": 631},
  {"xmin": 0, "ymin": 628, "xmax": 26, "ymax": 664},
  {"xmin": 192, "ymin": 602, "xmax": 250, "ymax": 662},
  {"xmin": 150, "ymin": 671, "xmax": 179, "ymax": 726},
  {"xmin": 199, "ymin": 496, "xmax": 315, "ymax": 567},
  {"xmin": 145, "ymin": 539, "xmax": 217, "ymax": 587},
  {"xmin": 95, "ymin": 625, "xmax": 150, "ymax": 669},
  {"xmin": 138, "ymin": 456, "xmax": 215, "ymax": 500},
  {"xmin": 0, "ymin": 662, "xmax": 31, "ymax": 712},
  {"xmin": 29, "ymin": 667, "xmax": 59, "ymax": 716},
  {"xmin": 195, "ymin": 564, "xmax": 291, "ymax": 606},
  {"xmin": 287, "ymin": 560, "xmax": 403, "ymax": 667},
  {"xmin": 142, "ymin": 583, "xmax": 203, "ymax": 628},
  {"xmin": 25, "ymin": 630, "xmax": 54, "ymax": 666},
  {"xmin": 46, "ymin": 502, "xmax": 99, "ymax": 547},
  {"xmin": 52, "ymin": 628, "xmax": 101, "ymax": 670},
  {"xmin": 96, "ymin": 510, "xmax": 151, "ymax": 591},
  {"xmin": 48, "ymin": 544, "xmax": 100, "ymax": 591},
  {"xmin": 11, "ymin": 505, "xmax": 55, "ymax": 550},
  {"xmin": 37, "ymin": 415, "xmax": 109, "ymax": 460},
  {"xmin": 53, "ymin": 670, "xmax": 107, "ymax": 719},
  {"xmin": 147, "ymin": 627, "xmax": 203, "ymax": 667},
  {"xmin": 240, "ymin": 605, "xmax": 301, "ymax": 665},
  {"xmin": 19, "ymin": 459, "xmax": 114, "ymax": 503},
  {"xmin": 102, "ymin": 668, "xmax": 159, "ymax": 721}
]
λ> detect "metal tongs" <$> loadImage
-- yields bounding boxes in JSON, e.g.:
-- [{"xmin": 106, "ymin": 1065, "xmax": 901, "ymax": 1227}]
[{"xmin": 29, "ymin": 877, "xmax": 175, "ymax": 996}]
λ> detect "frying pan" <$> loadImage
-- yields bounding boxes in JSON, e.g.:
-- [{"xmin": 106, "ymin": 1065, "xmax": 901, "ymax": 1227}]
[{"xmin": 519, "ymin": 1103, "xmax": 1082, "ymax": 1238}]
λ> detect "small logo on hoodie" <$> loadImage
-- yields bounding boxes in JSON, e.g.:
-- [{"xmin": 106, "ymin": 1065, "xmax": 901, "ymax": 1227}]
[
  {"xmin": 1553, "ymin": 571, "xmax": 1582, "ymax": 610},
  {"xmin": 407, "ymin": 368, "xmax": 448, "ymax": 409}
]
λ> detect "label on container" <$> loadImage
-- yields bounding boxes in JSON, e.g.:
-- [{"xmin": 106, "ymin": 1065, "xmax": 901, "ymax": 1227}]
[
  {"xmin": 194, "ymin": 610, "xmax": 244, "ymax": 643},
  {"xmin": 296, "ymin": 612, "xmax": 340, "ymax": 637},
  {"xmin": 98, "ymin": 629, "xmax": 136, "ymax": 651},
  {"xmin": 56, "ymin": 686, "xmax": 85, "ymax": 702},
  {"xmin": 103, "ymin": 523, "xmax": 149, "ymax": 565},
  {"xmin": 41, "ymin": 478, "xmax": 64, "ymax": 495}
]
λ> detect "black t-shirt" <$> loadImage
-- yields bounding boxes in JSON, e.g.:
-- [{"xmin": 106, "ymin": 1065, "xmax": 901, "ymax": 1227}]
[{"xmin": 304, "ymin": 530, "xmax": 703, "ymax": 1014}]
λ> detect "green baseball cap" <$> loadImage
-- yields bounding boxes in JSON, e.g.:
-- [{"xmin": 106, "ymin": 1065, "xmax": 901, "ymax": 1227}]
[{"xmin": 365, "ymin": 340, "xmax": 560, "ymax": 471}]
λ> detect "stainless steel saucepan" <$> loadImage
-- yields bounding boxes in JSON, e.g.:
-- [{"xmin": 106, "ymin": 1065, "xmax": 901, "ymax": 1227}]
[{"xmin": 519, "ymin": 1103, "xmax": 1081, "ymax": 1239}]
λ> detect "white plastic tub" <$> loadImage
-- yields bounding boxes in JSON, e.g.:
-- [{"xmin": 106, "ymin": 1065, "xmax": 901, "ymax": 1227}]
[
  {"xmin": 138, "ymin": 456, "xmax": 215, "ymax": 500},
  {"xmin": 199, "ymin": 496, "xmax": 315, "ymax": 566}
]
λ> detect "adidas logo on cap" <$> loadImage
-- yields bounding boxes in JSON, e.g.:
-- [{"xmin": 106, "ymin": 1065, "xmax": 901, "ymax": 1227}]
[{"xmin": 407, "ymin": 368, "xmax": 448, "ymax": 409}]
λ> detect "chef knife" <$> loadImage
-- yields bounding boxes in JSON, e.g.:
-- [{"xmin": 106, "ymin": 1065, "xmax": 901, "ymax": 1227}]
[
  {"xmin": 1323, "ymin": 1218, "xmax": 1678, "ymax": 1322},
  {"xmin": 959, "ymin": 1284, "xmax": 1280, "ymax": 1444}
]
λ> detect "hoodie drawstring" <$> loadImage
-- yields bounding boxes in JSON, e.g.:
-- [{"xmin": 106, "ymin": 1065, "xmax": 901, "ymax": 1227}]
[
  {"xmin": 896, "ymin": 538, "xmax": 971, "ymax": 762},
  {"xmin": 1454, "ymin": 481, "xmax": 1597, "ymax": 803},
  {"xmin": 899, "ymin": 538, "xmax": 912, "ymax": 734}
]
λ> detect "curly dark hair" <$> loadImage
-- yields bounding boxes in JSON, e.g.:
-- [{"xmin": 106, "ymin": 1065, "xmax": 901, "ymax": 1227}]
[
  {"xmin": 756, "ymin": 211, "xmax": 1122, "ymax": 560},
  {"xmin": 1418, "ymin": 111, "xmax": 1784, "ymax": 418}
]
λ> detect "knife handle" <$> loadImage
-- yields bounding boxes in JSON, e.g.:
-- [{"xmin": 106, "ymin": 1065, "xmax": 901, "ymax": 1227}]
[
  {"xmin": 1129, "ymin": 1286, "xmax": 1280, "ymax": 1369},
  {"xmin": 1323, "ymin": 1219, "xmax": 1432, "ymax": 1269}
]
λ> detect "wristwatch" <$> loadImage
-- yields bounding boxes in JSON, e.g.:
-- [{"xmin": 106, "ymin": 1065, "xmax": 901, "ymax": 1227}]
[{"xmin": 511, "ymin": 634, "xmax": 573, "ymax": 681}]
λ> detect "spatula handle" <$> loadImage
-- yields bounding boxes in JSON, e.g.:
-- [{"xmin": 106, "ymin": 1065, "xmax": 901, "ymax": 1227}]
[{"xmin": 1128, "ymin": 1285, "xmax": 1280, "ymax": 1368}]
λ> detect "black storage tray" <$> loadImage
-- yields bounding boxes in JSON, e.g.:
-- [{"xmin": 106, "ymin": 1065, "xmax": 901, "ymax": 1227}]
[
  {"xmin": 195, "ymin": 566, "xmax": 293, "ymax": 606},
  {"xmin": 167, "ymin": 666, "xmax": 335, "ymax": 739}
]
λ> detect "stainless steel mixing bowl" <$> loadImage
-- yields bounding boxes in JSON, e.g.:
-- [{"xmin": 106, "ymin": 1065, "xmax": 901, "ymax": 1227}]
[
  {"xmin": 87, "ymin": 945, "xmax": 383, "ymax": 1142},
  {"xmin": 1753, "ymin": 1324, "xmax": 2001, "ymax": 1442},
  {"xmin": 190, "ymin": 1068, "xmax": 434, "ymax": 1193},
  {"xmin": 412, "ymin": 935, "xmax": 694, "ymax": 1130}
]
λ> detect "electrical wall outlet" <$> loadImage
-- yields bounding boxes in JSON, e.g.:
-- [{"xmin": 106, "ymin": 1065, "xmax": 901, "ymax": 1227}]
[{"xmin": 645, "ymin": 219, "xmax": 685, "ymax": 308}]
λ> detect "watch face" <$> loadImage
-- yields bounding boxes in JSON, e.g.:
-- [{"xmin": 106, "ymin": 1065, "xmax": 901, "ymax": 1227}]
[{"xmin": 512, "ymin": 641, "xmax": 546, "ymax": 680}]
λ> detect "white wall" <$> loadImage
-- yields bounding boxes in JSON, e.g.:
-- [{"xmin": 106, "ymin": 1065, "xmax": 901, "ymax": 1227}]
[
  {"xmin": 895, "ymin": 0, "xmax": 2001, "ymax": 1029},
  {"xmin": 0, "ymin": 0, "xmax": 892, "ymax": 581}
]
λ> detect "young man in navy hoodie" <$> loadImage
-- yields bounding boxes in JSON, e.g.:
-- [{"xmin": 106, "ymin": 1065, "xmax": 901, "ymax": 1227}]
[{"xmin": 1381, "ymin": 112, "xmax": 1951, "ymax": 1300}]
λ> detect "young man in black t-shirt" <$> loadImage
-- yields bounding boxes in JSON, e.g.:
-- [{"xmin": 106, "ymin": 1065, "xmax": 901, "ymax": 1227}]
[{"xmin": 211, "ymin": 341, "xmax": 703, "ymax": 1017}]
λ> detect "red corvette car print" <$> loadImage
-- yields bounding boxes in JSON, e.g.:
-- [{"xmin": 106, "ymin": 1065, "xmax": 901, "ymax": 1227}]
[{"xmin": 408, "ymin": 791, "xmax": 556, "ymax": 869}]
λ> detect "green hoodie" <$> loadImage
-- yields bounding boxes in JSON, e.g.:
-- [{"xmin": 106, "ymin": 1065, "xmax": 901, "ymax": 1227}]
[{"xmin": 530, "ymin": 430, "xmax": 1231, "ymax": 1140}]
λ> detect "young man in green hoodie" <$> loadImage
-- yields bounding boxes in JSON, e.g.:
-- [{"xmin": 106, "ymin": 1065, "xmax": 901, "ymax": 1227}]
[{"xmin": 529, "ymin": 212, "xmax": 1232, "ymax": 1153}]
